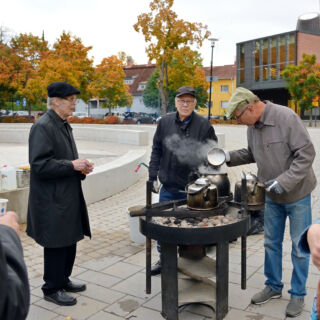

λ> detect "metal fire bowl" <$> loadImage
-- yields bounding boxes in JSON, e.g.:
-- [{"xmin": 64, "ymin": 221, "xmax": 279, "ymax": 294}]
[{"xmin": 140, "ymin": 206, "xmax": 249, "ymax": 245}]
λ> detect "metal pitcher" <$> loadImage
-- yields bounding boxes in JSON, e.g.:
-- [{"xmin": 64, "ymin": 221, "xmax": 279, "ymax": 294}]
[{"xmin": 234, "ymin": 172, "xmax": 265, "ymax": 205}]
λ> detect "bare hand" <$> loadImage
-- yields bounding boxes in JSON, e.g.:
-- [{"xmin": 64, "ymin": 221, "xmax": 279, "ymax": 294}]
[
  {"xmin": 72, "ymin": 159, "xmax": 94, "ymax": 174},
  {"xmin": 0, "ymin": 211, "xmax": 20, "ymax": 235},
  {"xmin": 307, "ymin": 224, "xmax": 320, "ymax": 270}
]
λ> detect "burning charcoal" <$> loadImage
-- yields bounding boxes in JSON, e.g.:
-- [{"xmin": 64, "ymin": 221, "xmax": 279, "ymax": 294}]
[
  {"xmin": 164, "ymin": 219, "xmax": 171, "ymax": 225},
  {"xmin": 174, "ymin": 219, "xmax": 181, "ymax": 225},
  {"xmin": 222, "ymin": 217, "xmax": 230, "ymax": 224},
  {"xmin": 186, "ymin": 218, "xmax": 196, "ymax": 224},
  {"xmin": 180, "ymin": 220, "xmax": 188, "ymax": 228}
]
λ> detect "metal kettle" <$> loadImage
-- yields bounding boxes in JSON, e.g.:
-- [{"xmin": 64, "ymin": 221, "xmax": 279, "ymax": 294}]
[
  {"xmin": 186, "ymin": 177, "xmax": 218, "ymax": 210},
  {"xmin": 234, "ymin": 172, "xmax": 265, "ymax": 205}
]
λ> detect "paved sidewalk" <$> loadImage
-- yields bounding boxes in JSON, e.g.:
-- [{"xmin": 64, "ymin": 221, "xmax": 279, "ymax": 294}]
[{"xmin": 20, "ymin": 125, "xmax": 320, "ymax": 320}]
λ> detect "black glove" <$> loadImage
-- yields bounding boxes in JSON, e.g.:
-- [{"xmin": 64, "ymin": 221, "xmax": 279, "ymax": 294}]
[{"xmin": 265, "ymin": 179, "xmax": 284, "ymax": 195}]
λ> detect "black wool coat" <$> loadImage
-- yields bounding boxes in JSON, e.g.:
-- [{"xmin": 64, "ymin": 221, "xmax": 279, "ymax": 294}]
[
  {"xmin": 27, "ymin": 109, "xmax": 91, "ymax": 248},
  {"xmin": 149, "ymin": 111, "xmax": 218, "ymax": 193},
  {"xmin": 0, "ymin": 225, "xmax": 30, "ymax": 320}
]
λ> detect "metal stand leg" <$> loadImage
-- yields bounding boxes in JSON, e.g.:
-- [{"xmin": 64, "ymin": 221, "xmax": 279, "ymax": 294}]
[
  {"xmin": 216, "ymin": 241, "xmax": 229, "ymax": 320},
  {"xmin": 161, "ymin": 242, "xmax": 178, "ymax": 320},
  {"xmin": 241, "ymin": 235, "xmax": 247, "ymax": 290}
]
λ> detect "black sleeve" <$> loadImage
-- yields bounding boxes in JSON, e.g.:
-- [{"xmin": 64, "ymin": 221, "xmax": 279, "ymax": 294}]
[
  {"xmin": 0, "ymin": 225, "xmax": 30, "ymax": 320},
  {"xmin": 205, "ymin": 124, "xmax": 218, "ymax": 142},
  {"xmin": 29, "ymin": 123, "xmax": 75, "ymax": 179},
  {"xmin": 148, "ymin": 121, "xmax": 162, "ymax": 181}
]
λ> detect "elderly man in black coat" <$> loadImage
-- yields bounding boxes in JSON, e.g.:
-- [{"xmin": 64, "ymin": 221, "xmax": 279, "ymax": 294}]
[{"xmin": 27, "ymin": 82, "xmax": 94, "ymax": 306}]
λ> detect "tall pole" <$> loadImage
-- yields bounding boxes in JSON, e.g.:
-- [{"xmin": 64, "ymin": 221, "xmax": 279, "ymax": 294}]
[{"xmin": 208, "ymin": 38, "xmax": 218, "ymax": 120}]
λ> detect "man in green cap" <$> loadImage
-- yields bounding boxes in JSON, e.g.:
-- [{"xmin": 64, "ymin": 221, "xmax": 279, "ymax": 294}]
[{"xmin": 224, "ymin": 87, "xmax": 316, "ymax": 318}]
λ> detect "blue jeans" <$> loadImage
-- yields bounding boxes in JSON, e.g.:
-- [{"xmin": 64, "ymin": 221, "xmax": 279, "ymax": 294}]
[
  {"xmin": 156, "ymin": 187, "xmax": 187, "ymax": 253},
  {"xmin": 264, "ymin": 194, "xmax": 311, "ymax": 297}
]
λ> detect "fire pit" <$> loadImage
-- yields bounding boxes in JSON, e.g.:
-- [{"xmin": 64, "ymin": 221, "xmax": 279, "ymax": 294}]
[{"xmin": 134, "ymin": 181, "xmax": 250, "ymax": 320}]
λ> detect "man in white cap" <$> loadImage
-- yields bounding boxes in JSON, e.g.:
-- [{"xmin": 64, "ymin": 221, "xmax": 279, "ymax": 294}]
[{"xmin": 224, "ymin": 87, "xmax": 316, "ymax": 318}]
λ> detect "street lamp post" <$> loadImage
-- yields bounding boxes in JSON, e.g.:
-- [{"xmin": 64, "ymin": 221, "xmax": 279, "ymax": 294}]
[{"xmin": 208, "ymin": 38, "xmax": 219, "ymax": 121}]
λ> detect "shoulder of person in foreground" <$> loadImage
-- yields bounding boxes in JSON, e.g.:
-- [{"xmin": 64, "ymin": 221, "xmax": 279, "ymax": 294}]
[{"xmin": 0, "ymin": 221, "xmax": 30, "ymax": 320}]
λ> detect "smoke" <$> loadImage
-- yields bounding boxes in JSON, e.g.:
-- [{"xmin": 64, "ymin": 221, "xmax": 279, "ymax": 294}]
[{"xmin": 164, "ymin": 134, "xmax": 217, "ymax": 169}]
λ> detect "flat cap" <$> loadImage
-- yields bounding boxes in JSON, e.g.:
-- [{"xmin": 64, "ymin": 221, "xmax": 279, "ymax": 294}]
[
  {"xmin": 225, "ymin": 87, "xmax": 256, "ymax": 118},
  {"xmin": 47, "ymin": 82, "xmax": 80, "ymax": 98},
  {"xmin": 176, "ymin": 86, "xmax": 196, "ymax": 97}
]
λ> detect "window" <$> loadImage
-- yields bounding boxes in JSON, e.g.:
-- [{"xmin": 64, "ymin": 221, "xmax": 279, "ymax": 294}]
[
  {"xmin": 206, "ymin": 76, "xmax": 218, "ymax": 82},
  {"xmin": 288, "ymin": 34, "xmax": 295, "ymax": 64},
  {"xmin": 220, "ymin": 101, "xmax": 228, "ymax": 108},
  {"xmin": 124, "ymin": 78, "xmax": 134, "ymax": 85},
  {"xmin": 254, "ymin": 41, "xmax": 261, "ymax": 82},
  {"xmin": 239, "ymin": 44, "xmax": 245, "ymax": 83},
  {"xmin": 221, "ymin": 85, "xmax": 229, "ymax": 93},
  {"xmin": 138, "ymin": 83, "xmax": 146, "ymax": 91}
]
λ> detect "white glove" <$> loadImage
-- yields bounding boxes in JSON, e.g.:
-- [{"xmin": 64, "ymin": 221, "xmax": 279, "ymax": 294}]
[
  {"xmin": 265, "ymin": 179, "xmax": 284, "ymax": 195},
  {"xmin": 151, "ymin": 180, "xmax": 159, "ymax": 193},
  {"xmin": 224, "ymin": 150, "xmax": 230, "ymax": 162}
]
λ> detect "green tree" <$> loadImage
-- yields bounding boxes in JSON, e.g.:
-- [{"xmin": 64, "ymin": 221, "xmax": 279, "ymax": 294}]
[
  {"xmin": 143, "ymin": 68, "xmax": 161, "ymax": 109},
  {"xmin": 143, "ymin": 48, "xmax": 208, "ymax": 111},
  {"xmin": 282, "ymin": 54, "xmax": 320, "ymax": 126},
  {"xmin": 143, "ymin": 70, "xmax": 208, "ymax": 112},
  {"xmin": 134, "ymin": 0, "xmax": 210, "ymax": 115}
]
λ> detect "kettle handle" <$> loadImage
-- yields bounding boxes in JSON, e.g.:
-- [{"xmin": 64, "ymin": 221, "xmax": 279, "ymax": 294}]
[
  {"xmin": 203, "ymin": 187, "xmax": 208, "ymax": 201},
  {"xmin": 250, "ymin": 181, "xmax": 258, "ymax": 195}
]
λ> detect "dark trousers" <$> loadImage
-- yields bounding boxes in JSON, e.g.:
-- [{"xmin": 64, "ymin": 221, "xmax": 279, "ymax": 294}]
[
  {"xmin": 42, "ymin": 244, "xmax": 77, "ymax": 295},
  {"xmin": 157, "ymin": 187, "xmax": 187, "ymax": 253}
]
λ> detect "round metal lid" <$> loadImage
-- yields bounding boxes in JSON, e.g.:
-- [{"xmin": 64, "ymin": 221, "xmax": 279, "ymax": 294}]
[{"xmin": 207, "ymin": 148, "xmax": 226, "ymax": 167}]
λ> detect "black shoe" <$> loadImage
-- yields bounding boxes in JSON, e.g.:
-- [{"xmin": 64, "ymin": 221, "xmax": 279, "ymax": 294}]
[
  {"xmin": 151, "ymin": 260, "xmax": 161, "ymax": 276},
  {"xmin": 44, "ymin": 289, "xmax": 77, "ymax": 306},
  {"xmin": 64, "ymin": 281, "xmax": 86, "ymax": 293}
]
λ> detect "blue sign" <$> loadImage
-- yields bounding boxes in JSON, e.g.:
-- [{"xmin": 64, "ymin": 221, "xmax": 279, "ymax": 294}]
[
  {"xmin": 23, "ymin": 98, "xmax": 26, "ymax": 107},
  {"xmin": 16, "ymin": 100, "xmax": 20, "ymax": 106}
]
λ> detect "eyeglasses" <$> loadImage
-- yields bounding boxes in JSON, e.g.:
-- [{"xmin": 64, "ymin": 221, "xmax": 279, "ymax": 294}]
[
  {"xmin": 234, "ymin": 100, "xmax": 250, "ymax": 120},
  {"xmin": 63, "ymin": 97, "xmax": 78, "ymax": 103},
  {"xmin": 176, "ymin": 99, "xmax": 195, "ymax": 105},
  {"xmin": 234, "ymin": 105, "xmax": 249, "ymax": 120}
]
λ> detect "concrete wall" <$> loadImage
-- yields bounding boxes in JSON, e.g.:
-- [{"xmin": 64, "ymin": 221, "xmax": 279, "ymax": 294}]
[
  {"xmin": 0, "ymin": 124, "xmax": 224, "ymax": 148},
  {"xmin": 83, "ymin": 149, "xmax": 147, "ymax": 204},
  {"xmin": 0, "ymin": 187, "xmax": 29, "ymax": 224},
  {"xmin": 0, "ymin": 149, "xmax": 147, "ymax": 223},
  {"xmin": 0, "ymin": 124, "xmax": 148, "ymax": 146}
]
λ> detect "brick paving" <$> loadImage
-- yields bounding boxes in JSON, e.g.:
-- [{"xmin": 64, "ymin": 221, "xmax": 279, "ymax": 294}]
[{"xmin": 16, "ymin": 125, "xmax": 320, "ymax": 319}]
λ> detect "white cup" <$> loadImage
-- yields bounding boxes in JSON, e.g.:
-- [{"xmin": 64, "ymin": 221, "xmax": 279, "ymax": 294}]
[{"xmin": 0, "ymin": 198, "xmax": 8, "ymax": 216}]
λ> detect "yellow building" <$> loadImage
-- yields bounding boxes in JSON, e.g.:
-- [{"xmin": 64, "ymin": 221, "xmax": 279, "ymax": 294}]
[{"xmin": 198, "ymin": 64, "xmax": 236, "ymax": 117}]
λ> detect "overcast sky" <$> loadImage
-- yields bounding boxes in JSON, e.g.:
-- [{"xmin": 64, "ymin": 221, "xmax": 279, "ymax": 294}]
[{"xmin": 1, "ymin": 0, "xmax": 319, "ymax": 67}]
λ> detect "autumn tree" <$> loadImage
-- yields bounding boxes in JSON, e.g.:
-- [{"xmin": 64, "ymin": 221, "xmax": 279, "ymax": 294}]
[
  {"xmin": 282, "ymin": 54, "xmax": 320, "ymax": 125},
  {"xmin": 134, "ymin": 0, "xmax": 210, "ymax": 115},
  {"xmin": 88, "ymin": 56, "xmax": 132, "ymax": 115},
  {"xmin": 9, "ymin": 33, "xmax": 49, "ymax": 111},
  {"xmin": 0, "ymin": 43, "xmax": 22, "ymax": 105},
  {"xmin": 39, "ymin": 32, "xmax": 94, "ymax": 101},
  {"xmin": 117, "ymin": 51, "xmax": 135, "ymax": 66}
]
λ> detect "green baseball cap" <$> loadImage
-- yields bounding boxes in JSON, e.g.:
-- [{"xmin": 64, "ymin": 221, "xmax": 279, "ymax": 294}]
[{"xmin": 225, "ymin": 87, "xmax": 256, "ymax": 118}]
